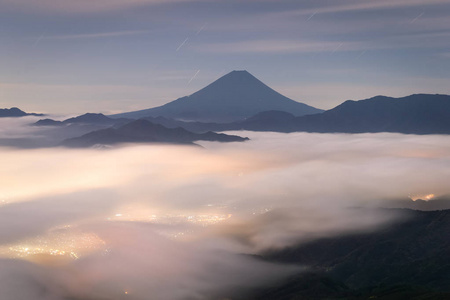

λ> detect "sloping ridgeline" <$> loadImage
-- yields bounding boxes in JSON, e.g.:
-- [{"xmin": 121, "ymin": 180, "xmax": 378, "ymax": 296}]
[
  {"xmin": 110, "ymin": 71, "xmax": 323, "ymax": 122},
  {"xmin": 61, "ymin": 119, "xmax": 248, "ymax": 147},
  {"xmin": 294, "ymin": 94, "xmax": 450, "ymax": 134},
  {"xmin": 0, "ymin": 107, "xmax": 44, "ymax": 117},
  {"xmin": 245, "ymin": 209, "xmax": 450, "ymax": 300},
  {"xmin": 117, "ymin": 94, "xmax": 450, "ymax": 135}
]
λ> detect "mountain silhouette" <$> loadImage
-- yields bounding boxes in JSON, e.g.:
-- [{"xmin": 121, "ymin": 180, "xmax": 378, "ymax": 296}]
[
  {"xmin": 62, "ymin": 113, "xmax": 117, "ymax": 125},
  {"xmin": 252, "ymin": 208, "xmax": 450, "ymax": 299},
  {"xmin": 62, "ymin": 119, "xmax": 248, "ymax": 147},
  {"xmin": 293, "ymin": 94, "xmax": 450, "ymax": 134},
  {"xmin": 172, "ymin": 94, "xmax": 450, "ymax": 134},
  {"xmin": 34, "ymin": 113, "xmax": 131, "ymax": 127},
  {"xmin": 110, "ymin": 70, "xmax": 323, "ymax": 122},
  {"xmin": 33, "ymin": 119, "xmax": 64, "ymax": 126},
  {"xmin": 0, "ymin": 107, "xmax": 44, "ymax": 117},
  {"xmin": 58, "ymin": 94, "xmax": 450, "ymax": 135}
]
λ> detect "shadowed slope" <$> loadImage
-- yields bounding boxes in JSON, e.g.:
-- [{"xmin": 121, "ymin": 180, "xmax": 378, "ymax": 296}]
[
  {"xmin": 252, "ymin": 209, "xmax": 450, "ymax": 300},
  {"xmin": 294, "ymin": 94, "xmax": 450, "ymax": 134},
  {"xmin": 110, "ymin": 71, "xmax": 323, "ymax": 122},
  {"xmin": 62, "ymin": 119, "xmax": 248, "ymax": 147},
  {"xmin": 0, "ymin": 107, "xmax": 44, "ymax": 117}
]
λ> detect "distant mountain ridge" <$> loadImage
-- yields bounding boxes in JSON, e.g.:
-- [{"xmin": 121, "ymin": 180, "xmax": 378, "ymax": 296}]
[
  {"xmin": 159, "ymin": 94, "xmax": 450, "ymax": 135},
  {"xmin": 62, "ymin": 119, "xmax": 248, "ymax": 148},
  {"xmin": 63, "ymin": 113, "xmax": 118, "ymax": 125},
  {"xmin": 293, "ymin": 94, "xmax": 450, "ymax": 134},
  {"xmin": 34, "ymin": 113, "xmax": 130, "ymax": 126},
  {"xmin": 35, "ymin": 94, "xmax": 450, "ymax": 137},
  {"xmin": 132, "ymin": 94, "xmax": 450, "ymax": 135},
  {"xmin": 0, "ymin": 107, "xmax": 44, "ymax": 117},
  {"xmin": 110, "ymin": 70, "xmax": 323, "ymax": 122}
]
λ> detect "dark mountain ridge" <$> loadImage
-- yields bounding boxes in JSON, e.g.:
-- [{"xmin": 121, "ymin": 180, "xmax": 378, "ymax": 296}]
[
  {"xmin": 245, "ymin": 208, "xmax": 450, "ymax": 300},
  {"xmin": 293, "ymin": 94, "xmax": 450, "ymax": 134},
  {"xmin": 33, "ymin": 94, "xmax": 450, "ymax": 139},
  {"xmin": 160, "ymin": 94, "xmax": 450, "ymax": 135},
  {"xmin": 34, "ymin": 113, "xmax": 131, "ymax": 127},
  {"xmin": 0, "ymin": 107, "xmax": 44, "ymax": 117},
  {"xmin": 62, "ymin": 119, "xmax": 248, "ymax": 148},
  {"xmin": 110, "ymin": 70, "xmax": 323, "ymax": 122},
  {"xmin": 63, "ymin": 113, "xmax": 117, "ymax": 125}
]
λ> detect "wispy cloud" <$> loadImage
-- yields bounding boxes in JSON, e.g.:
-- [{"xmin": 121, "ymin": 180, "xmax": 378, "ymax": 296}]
[
  {"xmin": 193, "ymin": 39, "xmax": 364, "ymax": 54},
  {"xmin": 42, "ymin": 30, "xmax": 151, "ymax": 40},
  {"xmin": 1, "ymin": 0, "xmax": 199, "ymax": 14},
  {"xmin": 194, "ymin": 23, "xmax": 450, "ymax": 55},
  {"xmin": 204, "ymin": 1, "xmax": 450, "ymax": 38},
  {"xmin": 4, "ymin": 0, "xmax": 450, "ymax": 15},
  {"xmin": 285, "ymin": 0, "xmax": 450, "ymax": 16}
]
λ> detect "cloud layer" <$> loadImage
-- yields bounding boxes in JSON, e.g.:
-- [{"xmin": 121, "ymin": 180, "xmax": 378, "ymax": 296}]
[{"xmin": 0, "ymin": 124, "xmax": 449, "ymax": 299}]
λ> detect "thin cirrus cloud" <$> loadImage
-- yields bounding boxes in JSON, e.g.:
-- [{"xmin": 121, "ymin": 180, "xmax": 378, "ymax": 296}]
[
  {"xmin": 194, "ymin": 8, "xmax": 450, "ymax": 55},
  {"xmin": 4, "ymin": 0, "xmax": 449, "ymax": 15},
  {"xmin": 284, "ymin": 0, "xmax": 450, "ymax": 16},
  {"xmin": 41, "ymin": 30, "xmax": 152, "ymax": 40},
  {"xmin": 191, "ymin": 1, "xmax": 450, "ymax": 55},
  {"xmin": 192, "ymin": 36, "xmax": 447, "ymax": 55},
  {"xmin": 205, "ymin": 5, "xmax": 450, "ymax": 42},
  {"xmin": 0, "ymin": 0, "xmax": 198, "ymax": 13},
  {"xmin": 193, "ymin": 39, "xmax": 363, "ymax": 54}
]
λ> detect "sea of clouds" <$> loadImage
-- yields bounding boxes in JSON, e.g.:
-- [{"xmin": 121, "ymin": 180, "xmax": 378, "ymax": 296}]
[{"xmin": 0, "ymin": 117, "xmax": 449, "ymax": 299}]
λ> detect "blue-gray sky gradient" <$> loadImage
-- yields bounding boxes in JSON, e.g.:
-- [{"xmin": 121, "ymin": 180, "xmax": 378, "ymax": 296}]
[{"xmin": 1, "ymin": 0, "xmax": 450, "ymax": 114}]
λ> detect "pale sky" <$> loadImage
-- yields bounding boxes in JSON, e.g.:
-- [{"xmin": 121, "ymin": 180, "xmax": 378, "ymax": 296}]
[{"xmin": 1, "ymin": 0, "xmax": 450, "ymax": 114}]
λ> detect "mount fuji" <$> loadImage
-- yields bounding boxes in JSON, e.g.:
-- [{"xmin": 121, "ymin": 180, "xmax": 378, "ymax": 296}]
[{"xmin": 111, "ymin": 70, "xmax": 323, "ymax": 122}]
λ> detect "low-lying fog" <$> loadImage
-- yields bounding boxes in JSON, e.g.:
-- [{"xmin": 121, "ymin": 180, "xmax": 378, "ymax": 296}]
[{"xmin": 1, "ymin": 118, "xmax": 449, "ymax": 299}]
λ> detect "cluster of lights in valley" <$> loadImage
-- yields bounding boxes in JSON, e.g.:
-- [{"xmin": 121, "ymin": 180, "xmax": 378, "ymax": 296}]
[
  {"xmin": 0, "ymin": 209, "xmax": 242, "ymax": 262},
  {"xmin": 0, "ymin": 191, "xmax": 437, "ymax": 263}
]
